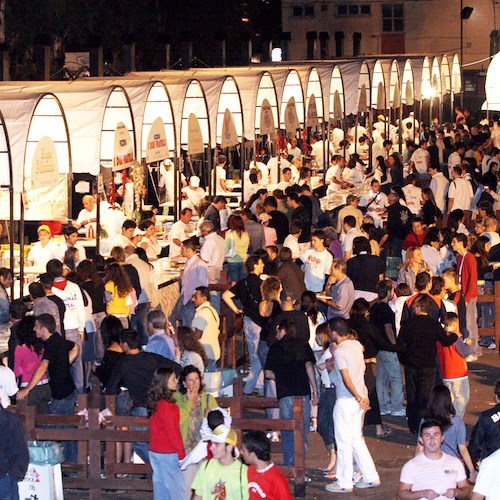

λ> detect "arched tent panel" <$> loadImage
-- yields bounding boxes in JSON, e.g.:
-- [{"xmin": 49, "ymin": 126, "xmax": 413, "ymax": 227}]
[
  {"xmin": 441, "ymin": 55, "xmax": 452, "ymax": 96},
  {"xmin": 329, "ymin": 66, "xmax": 345, "ymax": 121},
  {"xmin": 431, "ymin": 57, "xmax": 442, "ymax": 100},
  {"xmin": 389, "ymin": 60, "xmax": 401, "ymax": 108},
  {"xmin": 371, "ymin": 60, "xmax": 387, "ymax": 110},
  {"xmin": 0, "ymin": 111, "xmax": 10, "ymax": 189},
  {"xmin": 421, "ymin": 57, "xmax": 432, "ymax": 100},
  {"xmin": 279, "ymin": 69, "xmax": 305, "ymax": 131},
  {"xmin": 254, "ymin": 72, "xmax": 279, "ymax": 137},
  {"xmin": 482, "ymin": 51, "xmax": 500, "ymax": 111},
  {"xmin": 452, "ymin": 54, "xmax": 461, "ymax": 95},
  {"xmin": 180, "ymin": 80, "xmax": 210, "ymax": 151},
  {"xmin": 140, "ymin": 82, "xmax": 176, "ymax": 160},
  {"xmin": 357, "ymin": 62, "xmax": 371, "ymax": 113},
  {"xmin": 100, "ymin": 86, "xmax": 136, "ymax": 168},
  {"xmin": 215, "ymin": 77, "xmax": 243, "ymax": 146},
  {"xmin": 401, "ymin": 59, "xmax": 415, "ymax": 106},
  {"xmin": 304, "ymin": 67, "xmax": 324, "ymax": 126}
]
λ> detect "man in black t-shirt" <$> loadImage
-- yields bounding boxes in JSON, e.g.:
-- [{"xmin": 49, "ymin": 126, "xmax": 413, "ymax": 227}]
[
  {"xmin": 263, "ymin": 196, "xmax": 290, "ymax": 244},
  {"xmin": 386, "ymin": 193, "xmax": 412, "ymax": 259},
  {"xmin": 265, "ymin": 319, "xmax": 318, "ymax": 466},
  {"xmin": 223, "ymin": 255, "xmax": 265, "ymax": 395},
  {"xmin": 106, "ymin": 329, "xmax": 181, "ymax": 463},
  {"xmin": 17, "ymin": 314, "xmax": 79, "ymax": 463},
  {"xmin": 286, "ymin": 192, "xmax": 311, "ymax": 244}
]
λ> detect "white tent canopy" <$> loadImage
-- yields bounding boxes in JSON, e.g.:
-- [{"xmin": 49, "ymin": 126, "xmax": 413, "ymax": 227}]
[
  {"xmin": 328, "ymin": 65, "xmax": 345, "ymax": 121},
  {"xmin": 482, "ymin": 51, "xmax": 500, "ymax": 111}
]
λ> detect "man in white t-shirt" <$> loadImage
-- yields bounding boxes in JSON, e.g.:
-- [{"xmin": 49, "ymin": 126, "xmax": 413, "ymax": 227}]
[
  {"xmin": 310, "ymin": 134, "xmax": 325, "ymax": 170},
  {"xmin": 212, "ymin": 154, "xmax": 233, "ymax": 194},
  {"xmin": 301, "ymin": 230, "xmax": 333, "ymax": 292},
  {"xmin": 287, "ymin": 137, "xmax": 301, "ymax": 158},
  {"xmin": 168, "ymin": 207, "xmax": 192, "ymax": 259},
  {"xmin": 181, "ymin": 175, "xmax": 206, "ymax": 211},
  {"xmin": 341, "ymin": 215, "xmax": 366, "ymax": 259},
  {"xmin": 275, "ymin": 167, "xmax": 293, "ymax": 191},
  {"xmin": 159, "ymin": 159, "xmax": 187, "ymax": 201},
  {"xmin": 448, "ymin": 166, "xmax": 474, "ymax": 212},
  {"xmin": 0, "ymin": 365, "xmax": 18, "ymax": 408},
  {"xmin": 398, "ymin": 419, "xmax": 469, "ymax": 500},
  {"xmin": 429, "ymin": 165, "xmax": 449, "ymax": 213},
  {"xmin": 325, "ymin": 155, "xmax": 348, "ymax": 193},
  {"xmin": 74, "ymin": 195, "xmax": 97, "ymax": 235},
  {"xmin": 447, "ymin": 143, "xmax": 466, "ymax": 178},
  {"xmin": 471, "ymin": 447, "xmax": 500, "ymax": 500},
  {"xmin": 359, "ymin": 180, "xmax": 388, "ymax": 229},
  {"xmin": 409, "ymin": 140, "xmax": 430, "ymax": 177},
  {"xmin": 402, "ymin": 174, "xmax": 422, "ymax": 216},
  {"xmin": 326, "ymin": 318, "xmax": 380, "ymax": 493},
  {"xmin": 330, "ymin": 124, "xmax": 344, "ymax": 151}
]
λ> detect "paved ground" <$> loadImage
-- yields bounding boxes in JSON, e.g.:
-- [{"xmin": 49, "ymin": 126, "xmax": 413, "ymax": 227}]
[{"xmin": 65, "ymin": 349, "xmax": 499, "ymax": 499}]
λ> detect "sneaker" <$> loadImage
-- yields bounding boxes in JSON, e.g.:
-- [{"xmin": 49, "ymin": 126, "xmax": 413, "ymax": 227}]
[
  {"xmin": 391, "ymin": 409, "xmax": 406, "ymax": 417},
  {"xmin": 466, "ymin": 355, "xmax": 478, "ymax": 363},
  {"xmin": 325, "ymin": 482, "xmax": 353, "ymax": 493},
  {"xmin": 352, "ymin": 470, "xmax": 363, "ymax": 483},
  {"xmin": 269, "ymin": 431, "xmax": 280, "ymax": 443},
  {"xmin": 379, "ymin": 410, "xmax": 391, "ymax": 416},
  {"xmin": 355, "ymin": 479, "xmax": 381, "ymax": 489},
  {"xmin": 304, "ymin": 476, "xmax": 312, "ymax": 483},
  {"xmin": 488, "ymin": 343, "xmax": 496, "ymax": 350}
]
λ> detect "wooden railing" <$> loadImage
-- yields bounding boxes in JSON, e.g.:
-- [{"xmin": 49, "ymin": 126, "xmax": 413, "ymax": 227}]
[{"xmin": 12, "ymin": 378, "xmax": 307, "ymax": 499}]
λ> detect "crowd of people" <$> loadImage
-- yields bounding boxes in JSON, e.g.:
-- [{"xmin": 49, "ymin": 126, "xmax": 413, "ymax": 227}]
[{"xmin": 1, "ymin": 109, "xmax": 500, "ymax": 499}]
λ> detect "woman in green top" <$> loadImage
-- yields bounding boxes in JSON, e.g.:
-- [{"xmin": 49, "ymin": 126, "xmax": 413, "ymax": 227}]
[
  {"xmin": 224, "ymin": 215, "xmax": 250, "ymax": 283},
  {"xmin": 174, "ymin": 365, "xmax": 218, "ymax": 499}
]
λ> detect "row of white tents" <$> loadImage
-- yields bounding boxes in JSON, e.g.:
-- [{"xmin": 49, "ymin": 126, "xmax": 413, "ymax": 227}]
[{"xmin": 0, "ymin": 54, "xmax": 464, "ymax": 223}]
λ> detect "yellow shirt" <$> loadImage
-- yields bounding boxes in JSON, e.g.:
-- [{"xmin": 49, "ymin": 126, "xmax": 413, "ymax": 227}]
[{"xmin": 105, "ymin": 281, "xmax": 130, "ymax": 315}]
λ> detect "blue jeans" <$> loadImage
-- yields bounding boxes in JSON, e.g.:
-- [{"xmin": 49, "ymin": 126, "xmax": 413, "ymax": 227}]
[
  {"xmin": 170, "ymin": 298, "xmax": 195, "ymax": 328},
  {"xmin": 243, "ymin": 316, "xmax": 263, "ymax": 395},
  {"xmin": 279, "ymin": 395, "xmax": 311, "ymax": 465},
  {"xmin": 48, "ymin": 390, "xmax": 78, "ymax": 464},
  {"xmin": 131, "ymin": 302, "xmax": 151, "ymax": 346},
  {"xmin": 0, "ymin": 475, "xmax": 19, "ymax": 500},
  {"xmin": 65, "ymin": 329, "xmax": 84, "ymax": 393},
  {"xmin": 131, "ymin": 406, "xmax": 150, "ymax": 463},
  {"xmin": 258, "ymin": 341, "xmax": 279, "ymax": 419},
  {"xmin": 318, "ymin": 387, "xmax": 337, "ymax": 449},
  {"xmin": 376, "ymin": 351, "xmax": 404, "ymax": 414},
  {"xmin": 149, "ymin": 451, "xmax": 185, "ymax": 500},
  {"xmin": 224, "ymin": 262, "xmax": 245, "ymax": 283}
]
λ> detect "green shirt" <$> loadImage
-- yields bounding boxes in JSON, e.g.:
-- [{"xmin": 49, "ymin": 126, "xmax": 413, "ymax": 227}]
[{"xmin": 192, "ymin": 458, "xmax": 249, "ymax": 499}]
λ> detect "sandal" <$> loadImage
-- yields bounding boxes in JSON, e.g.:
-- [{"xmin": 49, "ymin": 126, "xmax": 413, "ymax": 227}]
[{"xmin": 376, "ymin": 427, "xmax": 393, "ymax": 438}]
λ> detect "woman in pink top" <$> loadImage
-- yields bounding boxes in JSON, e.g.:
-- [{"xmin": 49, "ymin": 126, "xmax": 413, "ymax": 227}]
[{"xmin": 14, "ymin": 316, "xmax": 51, "ymax": 413}]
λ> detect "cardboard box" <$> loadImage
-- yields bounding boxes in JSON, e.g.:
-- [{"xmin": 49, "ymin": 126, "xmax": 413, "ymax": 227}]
[{"xmin": 18, "ymin": 463, "xmax": 64, "ymax": 500}]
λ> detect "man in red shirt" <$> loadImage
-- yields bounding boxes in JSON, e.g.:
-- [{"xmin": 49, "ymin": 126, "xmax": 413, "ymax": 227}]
[
  {"xmin": 402, "ymin": 218, "xmax": 428, "ymax": 251},
  {"xmin": 451, "ymin": 233, "xmax": 481, "ymax": 358}
]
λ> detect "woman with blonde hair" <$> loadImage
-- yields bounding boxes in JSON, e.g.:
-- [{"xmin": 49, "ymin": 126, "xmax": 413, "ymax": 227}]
[
  {"xmin": 397, "ymin": 246, "xmax": 431, "ymax": 292},
  {"xmin": 224, "ymin": 214, "xmax": 249, "ymax": 283}
]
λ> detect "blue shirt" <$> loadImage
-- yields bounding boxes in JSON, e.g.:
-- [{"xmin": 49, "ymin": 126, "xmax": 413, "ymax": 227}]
[{"xmin": 144, "ymin": 332, "xmax": 175, "ymax": 360}]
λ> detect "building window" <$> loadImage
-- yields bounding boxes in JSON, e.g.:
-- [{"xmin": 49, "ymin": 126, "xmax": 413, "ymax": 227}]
[
  {"xmin": 337, "ymin": 4, "xmax": 370, "ymax": 16},
  {"xmin": 292, "ymin": 6, "xmax": 303, "ymax": 16},
  {"xmin": 353, "ymin": 32, "xmax": 361, "ymax": 56},
  {"xmin": 335, "ymin": 31, "xmax": 344, "ymax": 57},
  {"xmin": 304, "ymin": 5, "xmax": 314, "ymax": 16},
  {"xmin": 320, "ymin": 32, "xmax": 329, "ymax": 59},
  {"xmin": 382, "ymin": 4, "xmax": 404, "ymax": 32},
  {"xmin": 306, "ymin": 31, "xmax": 317, "ymax": 59}
]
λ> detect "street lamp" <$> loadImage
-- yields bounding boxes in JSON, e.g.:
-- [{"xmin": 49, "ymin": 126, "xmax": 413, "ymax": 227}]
[{"xmin": 460, "ymin": 2, "xmax": 473, "ymax": 109}]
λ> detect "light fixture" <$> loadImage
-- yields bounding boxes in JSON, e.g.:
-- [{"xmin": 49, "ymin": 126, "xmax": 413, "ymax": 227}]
[{"xmin": 271, "ymin": 48, "xmax": 282, "ymax": 62}]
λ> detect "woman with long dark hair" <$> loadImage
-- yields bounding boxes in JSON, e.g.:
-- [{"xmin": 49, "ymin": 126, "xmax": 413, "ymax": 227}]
[
  {"xmin": 148, "ymin": 367, "xmax": 185, "ymax": 499},
  {"xmin": 421, "ymin": 188, "xmax": 441, "ymax": 226},
  {"xmin": 416, "ymin": 385, "xmax": 476, "ymax": 482},
  {"xmin": 224, "ymin": 214, "xmax": 249, "ymax": 283},
  {"xmin": 104, "ymin": 262, "xmax": 134, "ymax": 328}
]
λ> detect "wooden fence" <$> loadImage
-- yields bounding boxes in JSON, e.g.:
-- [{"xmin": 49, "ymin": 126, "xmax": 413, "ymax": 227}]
[{"xmin": 12, "ymin": 378, "xmax": 307, "ymax": 499}]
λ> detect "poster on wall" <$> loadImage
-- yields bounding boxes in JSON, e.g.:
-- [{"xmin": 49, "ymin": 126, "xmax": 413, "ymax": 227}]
[
  {"xmin": 25, "ymin": 176, "xmax": 68, "ymax": 220},
  {"xmin": 146, "ymin": 117, "xmax": 169, "ymax": 164},
  {"xmin": 187, "ymin": 113, "xmax": 204, "ymax": 155},
  {"xmin": 284, "ymin": 97, "xmax": 300, "ymax": 135},
  {"xmin": 221, "ymin": 109, "xmax": 239, "ymax": 148},
  {"xmin": 260, "ymin": 99, "xmax": 275, "ymax": 136},
  {"xmin": 113, "ymin": 122, "xmax": 134, "ymax": 172},
  {"xmin": 31, "ymin": 137, "xmax": 59, "ymax": 190}
]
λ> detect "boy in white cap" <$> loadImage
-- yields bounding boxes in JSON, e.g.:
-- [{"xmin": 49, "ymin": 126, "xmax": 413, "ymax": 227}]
[
  {"xmin": 27, "ymin": 225, "xmax": 60, "ymax": 268},
  {"xmin": 182, "ymin": 176, "xmax": 207, "ymax": 211},
  {"xmin": 192, "ymin": 424, "xmax": 249, "ymax": 499}
]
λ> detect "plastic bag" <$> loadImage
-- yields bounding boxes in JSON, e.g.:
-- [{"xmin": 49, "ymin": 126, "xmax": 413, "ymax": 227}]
[{"xmin": 28, "ymin": 440, "xmax": 65, "ymax": 465}]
